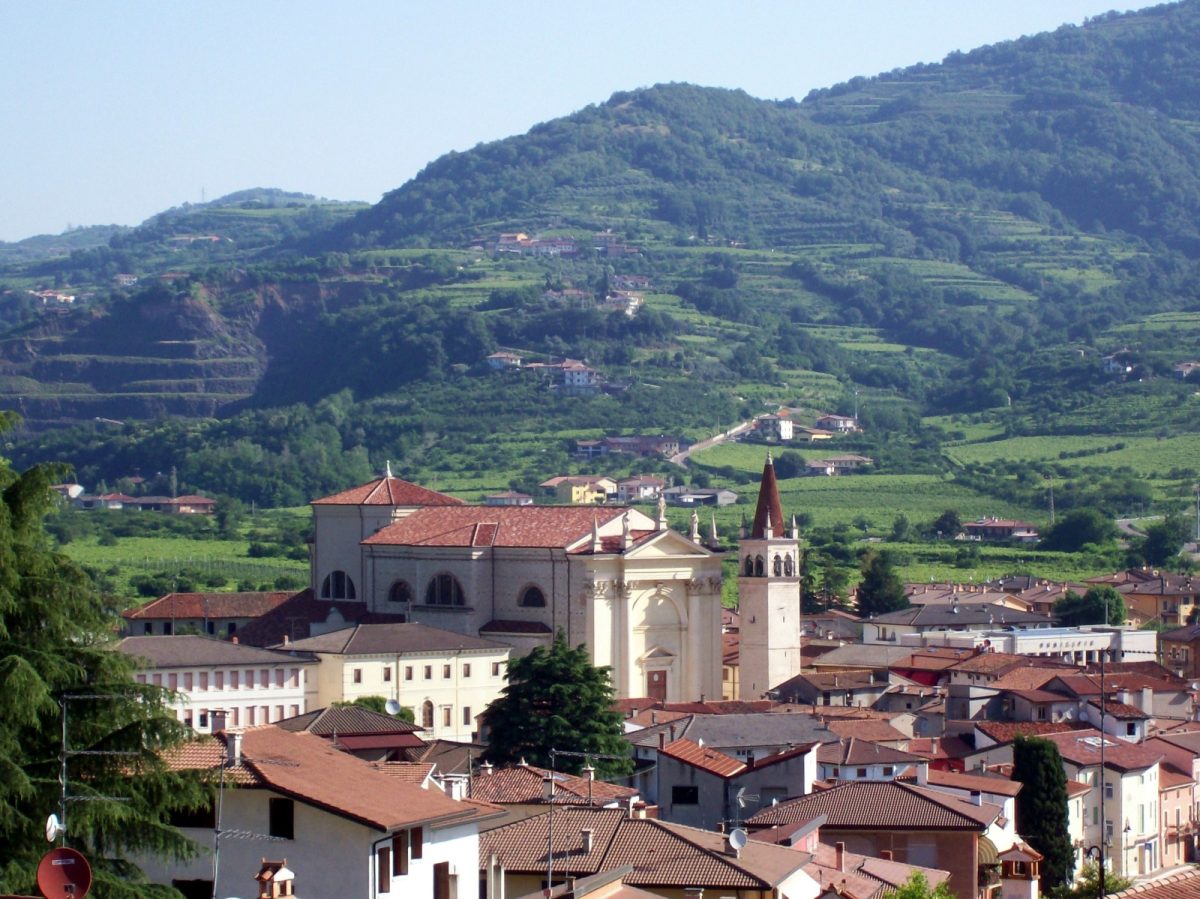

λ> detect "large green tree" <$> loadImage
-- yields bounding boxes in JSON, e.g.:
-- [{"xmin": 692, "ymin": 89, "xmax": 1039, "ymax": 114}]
[
  {"xmin": 1053, "ymin": 586, "xmax": 1126, "ymax": 627},
  {"xmin": 0, "ymin": 414, "xmax": 207, "ymax": 897},
  {"xmin": 855, "ymin": 550, "xmax": 910, "ymax": 618},
  {"xmin": 890, "ymin": 872, "xmax": 955, "ymax": 899},
  {"xmin": 481, "ymin": 633, "xmax": 632, "ymax": 779},
  {"xmin": 1012, "ymin": 736, "xmax": 1074, "ymax": 890},
  {"xmin": 1040, "ymin": 509, "xmax": 1118, "ymax": 553}
]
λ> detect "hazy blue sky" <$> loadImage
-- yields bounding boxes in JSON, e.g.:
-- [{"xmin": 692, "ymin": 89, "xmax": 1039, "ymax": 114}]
[{"xmin": 1, "ymin": 2, "xmax": 1137, "ymax": 242}]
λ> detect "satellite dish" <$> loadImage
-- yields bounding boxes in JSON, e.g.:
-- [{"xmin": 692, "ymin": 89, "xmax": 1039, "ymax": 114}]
[
  {"xmin": 727, "ymin": 828, "xmax": 748, "ymax": 852},
  {"xmin": 45, "ymin": 813, "xmax": 62, "ymax": 843},
  {"xmin": 384, "ymin": 699, "xmax": 402, "ymax": 716},
  {"xmin": 37, "ymin": 847, "xmax": 92, "ymax": 899},
  {"xmin": 1064, "ymin": 708, "xmax": 1075, "ymax": 720}
]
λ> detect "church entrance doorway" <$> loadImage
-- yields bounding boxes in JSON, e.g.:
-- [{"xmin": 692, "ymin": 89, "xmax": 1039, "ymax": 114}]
[{"xmin": 647, "ymin": 669, "xmax": 668, "ymax": 702}]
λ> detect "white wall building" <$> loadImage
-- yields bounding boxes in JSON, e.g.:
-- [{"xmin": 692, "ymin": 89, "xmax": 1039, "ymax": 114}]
[
  {"xmin": 117, "ymin": 635, "xmax": 313, "ymax": 732},
  {"xmin": 283, "ymin": 622, "xmax": 511, "ymax": 743}
]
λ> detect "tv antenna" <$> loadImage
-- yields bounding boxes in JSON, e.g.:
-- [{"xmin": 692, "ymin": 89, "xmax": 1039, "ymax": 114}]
[{"xmin": 58, "ymin": 694, "xmax": 139, "ymax": 846}]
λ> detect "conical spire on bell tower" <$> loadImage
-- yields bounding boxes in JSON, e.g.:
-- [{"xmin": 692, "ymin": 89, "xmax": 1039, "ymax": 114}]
[{"xmin": 751, "ymin": 453, "xmax": 785, "ymax": 538}]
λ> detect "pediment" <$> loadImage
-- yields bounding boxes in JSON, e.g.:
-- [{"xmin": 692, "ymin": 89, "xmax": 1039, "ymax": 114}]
[{"xmin": 624, "ymin": 528, "xmax": 716, "ymax": 559}]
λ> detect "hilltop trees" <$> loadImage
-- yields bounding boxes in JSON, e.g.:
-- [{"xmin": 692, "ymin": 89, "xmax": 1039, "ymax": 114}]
[
  {"xmin": 0, "ymin": 413, "xmax": 207, "ymax": 897},
  {"xmin": 1040, "ymin": 509, "xmax": 1118, "ymax": 552},
  {"xmin": 481, "ymin": 633, "xmax": 631, "ymax": 779}
]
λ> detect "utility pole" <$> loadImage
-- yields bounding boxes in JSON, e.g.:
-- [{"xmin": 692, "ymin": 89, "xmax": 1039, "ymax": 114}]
[{"xmin": 1046, "ymin": 475, "xmax": 1055, "ymax": 526}]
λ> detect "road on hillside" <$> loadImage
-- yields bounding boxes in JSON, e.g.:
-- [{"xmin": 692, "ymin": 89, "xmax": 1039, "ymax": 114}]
[{"xmin": 670, "ymin": 419, "xmax": 756, "ymax": 467}]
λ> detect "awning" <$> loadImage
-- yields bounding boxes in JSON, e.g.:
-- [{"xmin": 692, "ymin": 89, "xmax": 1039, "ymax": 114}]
[{"xmin": 978, "ymin": 836, "xmax": 1000, "ymax": 866}]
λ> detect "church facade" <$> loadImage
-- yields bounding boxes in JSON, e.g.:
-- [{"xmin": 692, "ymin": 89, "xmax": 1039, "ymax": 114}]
[{"xmin": 308, "ymin": 471, "xmax": 725, "ymax": 703}]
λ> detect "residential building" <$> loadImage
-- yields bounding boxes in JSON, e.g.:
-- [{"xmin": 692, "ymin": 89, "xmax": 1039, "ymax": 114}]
[
  {"xmin": 772, "ymin": 669, "xmax": 910, "ymax": 707},
  {"xmin": 121, "ymin": 590, "xmax": 295, "ymax": 638},
  {"xmin": 862, "ymin": 601, "xmax": 1054, "ymax": 646},
  {"xmin": 757, "ymin": 414, "xmax": 794, "ymax": 442},
  {"xmin": 275, "ymin": 704, "xmax": 426, "ymax": 761},
  {"xmin": 116, "ymin": 635, "xmax": 315, "ymax": 731},
  {"xmin": 962, "ymin": 518, "xmax": 1039, "ymax": 543},
  {"xmin": 662, "ymin": 485, "xmax": 739, "ymax": 507},
  {"xmin": 539, "ymin": 475, "xmax": 617, "ymax": 504},
  {"xmin": 485, "ymin": 352, "xmax": 523, "ymax": 371},
  {"xmin": 480, "ymin": 806, "xmax": 820, "ymax": 898},
  {"xmin": 816, "ymin": 738, "xmax": 927, "ymax": 782},
  {"xmin": 655, "ymin": 737, "xmax": 818, "ymax": 829},
  {"xmin": 281, "ymin": 622, "xmax": 511, "ymax": 742},
  {"xmin": 814, "ymin": 414, "xmax": 858, "ymax": 433},
  {"xmin": 310, "ymin": 472, "xmax": 725, "ymax": 703},
  {"xmin": 484, "ymin": 491, "xmax": 534, "ymax": 506},
  {"xmin": 469, "ymin": 760, "xmax": 639, "ymax": 828},
  {"xmin": 615, "ymin": 475, "xmax": 666, "ymax": 503},
  {"xmin": 1118, "ymin": 572, "xmax": 1199, "ymax": 629},
  {"xmin": 748, "ymin": 780, "xmax": 1004, "ymax": 899},
  {"xmin": 145, "ymin": 725, "xmax": 499, "ymax": 899}
]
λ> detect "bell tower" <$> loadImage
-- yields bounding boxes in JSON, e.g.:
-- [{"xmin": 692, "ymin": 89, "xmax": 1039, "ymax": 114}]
[{"xmin": 738, "ymin": 453, "xmax": 803, "ymax": 700}]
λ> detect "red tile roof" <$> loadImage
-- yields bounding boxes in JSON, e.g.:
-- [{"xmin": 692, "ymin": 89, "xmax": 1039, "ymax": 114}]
[
  {"xmin": 480, "ymin": 619, "xmax": 554, "ymax": 635},
  {"xmin": 122, "ymin": 590, "xmax": 294, "ymax": 620},
  {"xmin": 1108, "ymin": 868, "xmax": 1200, "ymax": 898},
  {"xmin": 660, "ymin": 738, "xmax": 745, "ymax": 777},
  {"xmin": 749, "ymin": 780, "xmax": 1000, "ymax": 831},
  {"xmin": 311, "ymin": 475, "xmax": 463, "ymax": 507},
  {"xmin": 1040, "ymin": 729, "xmax": 1164, "ymax": 773},
  {"xmin": 469, "ymin": 763, "xmax": 638, "ymax": 806},
  {"xmin": 975, "ymin": 721, "xmax": 1088, "ymax": 744},
  {"xmin": 364, "ymin": 505, "xmax": 632, "ymax": 549},
  {"xmin": 235, "ymin": 590, "xmax": 408, "ymax": 647},
  {"xmin": 817, "ymin": 738, "xmax": 925, "ymax": 767},
  {"xmin": 911, "ymin": 768, "xmax": 1023, "ymax": 797}
]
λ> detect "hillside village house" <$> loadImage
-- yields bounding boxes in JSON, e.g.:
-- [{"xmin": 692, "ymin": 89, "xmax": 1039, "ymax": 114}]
[
  {"xmin": 122, "ymin": 590, "xmax": 294, "ymax": 638},
  {"xmin": 539, "ymin": 475, "xmax": 617, "ymax": 504},
  {"xmin": 117, "ymin": 635, "xmax": 314, "ymax": 731},
  {"xmin": 280, "ymin": 622, "xmax": 511, "ymax": 742},
  {"xmin": 814, "ymin": 413, "xmax": 859, "ymax": 433},
  {"xmin": 308, "ymin": 471, "xmax": 725, "ymax": 703},
  {"xmin": 145, "ymin": 725, "xmax": 500, "ymax": 899}
]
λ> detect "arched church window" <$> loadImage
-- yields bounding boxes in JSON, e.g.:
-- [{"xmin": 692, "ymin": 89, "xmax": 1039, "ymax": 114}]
[
  {"xmin": 784, "ymin": 554, "xmax": 794, "ymax": 577},
  {"xmin": 744, "ymin": 556, "xmax": 754, "ymax": 576},
  {"xmin": 754, "ymin": 555, "xmax": 764, "ymax": 577},
  {"xmin": 388, "ymin": 581, "xmax": 413, "ymax": 604},
  {"xmin": 773, "ymin": 554, "xmax": 783, "ymax": 577},
  {"xmin": 519, "ymin": 586, "xmax": 546, "ymax": 607},
  {"xmin": 425, "ymin": 573, "xmax": 465, "ymax": 606},
  {"xmin": 320, "ymin": 570, "xmax": 356, "ymax": 600},
  {"xmin": 421, "ymin": 700, "xmax": 434, "ymax": 729}
]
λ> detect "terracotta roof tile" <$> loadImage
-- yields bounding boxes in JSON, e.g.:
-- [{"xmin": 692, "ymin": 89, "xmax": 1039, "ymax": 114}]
[
  {"xmin": 909, "ymin": 768, "xmax": 1023, "ymax": 797},
  {"xmin": 747, "ymin": 781, "xmax": 1000, "ymax": 831},
  {"xmin": 1040, "ymin": 729, "xmax": 1163, "ymax": 773},
  {"xmin": 809, "ymin": 841, "xmax": 950, "ymax": 893},
  {"xmin": 275, "ymin": 705, "xmax": 423, "ymax": 736},
  {"xmin": 469, "ymin": 763, "xmax": 637, "ymax": 806},
  {"xmin": 659, "ymin": 738, "xmax": 745, "ymax": 777},
  {"xmin": 975, "ymin": 721, "xmax": 1088, "ymax": 743},
  {"xmin": 115, "ymin": 635, "xmax": 313, "ymax": 668},
  {"xmin": 236, "ymin": 590, "xmax": 408, "ymax": 647},
  {"xmin": 311, "ymin": 475, "xmax": 464, "ymax": 507},
  {"xmin": 364, "ymin": 504, "xmax": 638, "ymax": 549},
  {"xmin": 1108, "ymin": 868, "xmax": 1200, "ymax": 898},
  {"xmin": 283, "ymin": 622, "xmax": 507, "ymax": 655},
  {"xmin": 122, "ymin": 591, "xmax": 293, "ymax": 621},
  {"xmin": 370, "ymin": 761, "xmax": 436, "ymax": 784},
  {"xmin": 817, "ymin": 738, "xmax": 925, "ymax": 767},
  {"xmin": 821, "ymin": 719, "xmax": 909, "ymax": 744}
]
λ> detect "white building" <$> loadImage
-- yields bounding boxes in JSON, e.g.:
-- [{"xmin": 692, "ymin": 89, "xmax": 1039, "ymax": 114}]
[
  {"xmin": 900, "ymin": 626, "xmax": 1157, "ymax": 664},
  {"xmin": 142, "ymin": 725, "xmax": 500, "ymax": 898},
  {"xmin": 282, "ymin": 622, "xmax": 511, "ymax": 743},
  {"xmin": 117, "ymin": 635, "xmax": 314, "ymax": 732},
  {"xmin": 309, "ymin": 473, "xmax": 725, "ymax": 703}
]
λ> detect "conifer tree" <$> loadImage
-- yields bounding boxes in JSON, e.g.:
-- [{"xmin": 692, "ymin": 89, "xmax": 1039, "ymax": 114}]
[
  {"xmin": 0, "ymin": 413, "xmax": 208, "ymax": 897},
  {"xmin": 855, "ymin": 549, "xmax": 909, "ymax": 618},
  {"xmin": 481, "ymin": 632, "xmax": 632, "ymax": 779},
  {"xmin": 1013, "ymin": 736, "xmax": 1075, "ymax": 890}
]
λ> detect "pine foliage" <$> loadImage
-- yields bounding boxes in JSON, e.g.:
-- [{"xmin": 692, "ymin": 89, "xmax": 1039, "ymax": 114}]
[{"xmin": 1013, "ymin": 736, "xmax": 1075, "ymax": 889}]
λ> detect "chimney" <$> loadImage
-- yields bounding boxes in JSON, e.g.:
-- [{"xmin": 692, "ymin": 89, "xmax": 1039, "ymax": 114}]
[
  {"xmin": 835, "ymin": 842, "xmax": 846, "ymax": 872},
  {"xmin": 659, "ymin": 732, "xmax": 667, "ymax": 750},
  {"xmin": 881, "ymin": 849, "xmax": 894, "ymax": 861},
  {"xmin": 916, "ymin": 762, "xmax": 928, "ymax": 785},
  {"xmin": 480, "ymin": 760, "xmax": 494, "ymax": 776},
  {"xmin": 581, "ymin": 829, "xmax": 594, "ymax": 853},
  {"xmin": 227, "ymin": 731, "xmax": 243, "ymax": 767}
]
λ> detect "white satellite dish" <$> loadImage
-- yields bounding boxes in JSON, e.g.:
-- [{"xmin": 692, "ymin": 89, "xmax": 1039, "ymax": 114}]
[
  {"xmin": 727, "ymin": 828, "xmax": 748, "ymax": 852},
  {"xmin": 45, "ymin": 813, "xmax": 63, "ymax": 843},
  {"xmin": 384, "ymin": 698, "xmax": 402, "ymax": 716}
]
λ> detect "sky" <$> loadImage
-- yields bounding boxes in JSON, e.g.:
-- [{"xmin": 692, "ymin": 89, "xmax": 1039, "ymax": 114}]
[{"xmin": 0, "ymin": 2, "xmax": 1142, "ymax": 243}]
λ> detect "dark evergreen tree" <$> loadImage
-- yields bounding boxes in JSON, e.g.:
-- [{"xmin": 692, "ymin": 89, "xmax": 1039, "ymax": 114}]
[
  {"xmin": 481, "ymin": 632, "xmax": 632, "ymax": 779},
  {"xmin": 855, "ymin": 550, "xmax": 909, "ymax": 618},
  {"xmin": 1012, "ymin": 736, "xmax": 1074, "ymax": 890},
  {"xmin": 0, "ymin": 413, "xmax": 209, "ymax": 897}
]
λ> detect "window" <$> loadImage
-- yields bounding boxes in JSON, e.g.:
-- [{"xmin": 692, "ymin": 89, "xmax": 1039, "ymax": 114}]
[
  {"xmin": 425, "ymin": 573, "xmax": 465, "ymax": 606},
  {"xmin": 353, "ymin": 668, "xmax": 363, "ymax": 684},
  {"xmin": 442, "ymin": 706, "xmax": 451, "ymax": 727},
  {"xmin": 206, "ymin": 621, "xmax": 215, "ymax": 635},
  {"xmin": 882, "ymin": 766, "xmax": 894, "ymax": 776},
  {"xmin": 754, "ymin": 555, "xmax": 764, "ymax": 577},
  {"xmin": 422, "ymin": 701, "xmax": 434, "ymax": 729},
  {"xmin": 268, "ymin": 798, "xmax": 295, "ymax": 839},
  {"xmin": 443, "ymin": 664, "xmax": 451, "ymax": 679},
  {"xmin": 492, "ymin": 662, "xmax": 503, "ymax": 677},
  {"xmin": 784, "ymin": 554, "xmax": 794, "ymax": 577},
  {"xmin": 463, "ymin": 706, "xmax": 472, "ymax": 726},
  {"xmin": 393, "ymin": 831, "xmax": 409, "ymax": 876},
  {"xmin": 744, "ymin": 556, "xmax": 754, "ymax": 576},
  {"xmin": 163, "ymin": 621, "xmax": 173, "ymax": 635},
  {"xmin": 856, "ymin": 768, "xmax": 867, "ymax": 778},
  {"xmin": 424, "ymin": 665, "xmax": 433, "ymax": 680},
  {"xmin": 214, "ymin": 671, "xmax": 224, "ymax": 689},
  {"xmin": 384, "ymin": 667, "xmax": 392, "ymax": 682},
  {"xmin": 405, "ymin": 666, "xmax": 413, "ymax": 680},
  {"xmin": 184, "ymin": 673, "xmax": 194, "ymax": 690},
  {"xmin": 1127, "ymin": 722, "xmax": 1137, "ymax": 736},
  {"xmin": 519, "ymin": 586, "xmax": 546, "ymax": 607},
  {"xmin": 773, "ymin": 554, "xmax": 782, "ymax": 577},
  {"xmin": 411, "ymin": 827, "xmax": 423, "ymax": 859},
  {"xmin": 168, "ymin": 673, "xmax": 179, "ymax": 690},
  {"xmin": 275, "ymin": 669, "xmax": 284, "ymax": 688},
  {"xmin": 378, "ymin": 847, "xmax": 391, "ymax": 893},
  {"xmin": 143, "ymin": 623, "xmax": 152, "ymax": 635},
  {"xmin": 463, "ymin": 663, "xmax": 471, "ymax": 678},
  {"xmin": 672, "ymin": 785, "xmax": 699, "ymax": 805},
  {"xmin": 198, "ymin": 712, "xmax": 208, "ymax": 729},
  {"xmin": 388, "ymin": 580, "xmax": 413, "ymax": 604},
  {"xmin": 320, "ymin": 569, "xmax": 357, "ymax": 600},
  {"xmin": 1105, "ymin": 781, "xmax": 1114, "ymax": 799}
]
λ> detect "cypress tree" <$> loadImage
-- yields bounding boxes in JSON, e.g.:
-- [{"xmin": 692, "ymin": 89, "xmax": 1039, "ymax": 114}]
[{"xmin": 1013, "ymin": 735, "xmax": 1075, "ymax": 889}]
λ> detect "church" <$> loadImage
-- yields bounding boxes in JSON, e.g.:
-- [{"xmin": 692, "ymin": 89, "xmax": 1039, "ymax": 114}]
[{"xmin": 307, "ymin": 467, "xmax": 728, "ymax": 703}]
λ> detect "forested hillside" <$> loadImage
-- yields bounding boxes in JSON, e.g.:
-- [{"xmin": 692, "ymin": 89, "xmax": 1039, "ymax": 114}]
[{"xmin": 1, "ymin": 2, "xmax": 1198, "ymax": 526}]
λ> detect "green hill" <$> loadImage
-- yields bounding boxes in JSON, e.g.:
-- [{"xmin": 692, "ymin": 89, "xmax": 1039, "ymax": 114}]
[{"xmin": 2, "ymin": 2, "xmax": 1199, "ymax": 527}]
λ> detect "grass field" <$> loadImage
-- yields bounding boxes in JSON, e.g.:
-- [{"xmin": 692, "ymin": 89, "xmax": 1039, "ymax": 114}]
[{"xmin": 944, "ymin": 433, "xmax": 1200, "ymax": 476}]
